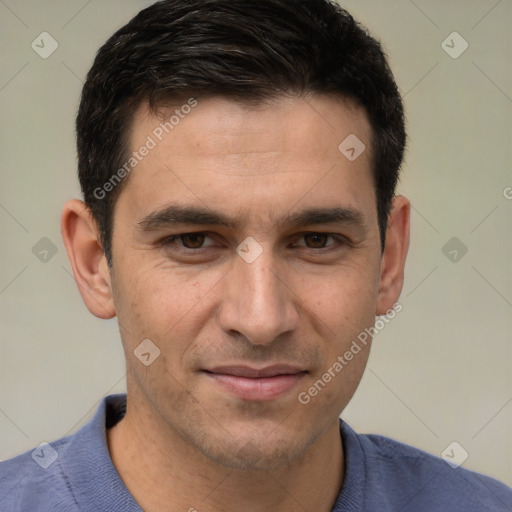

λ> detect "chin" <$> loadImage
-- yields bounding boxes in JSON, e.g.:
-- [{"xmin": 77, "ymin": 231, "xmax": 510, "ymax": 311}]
[
  {"xmin": 192, "ymin": 425, "xmax": 318, "ymax": 471},
  {"xmin": 205, "ymin": 441, "xmax": 300, "ymax": 471}
]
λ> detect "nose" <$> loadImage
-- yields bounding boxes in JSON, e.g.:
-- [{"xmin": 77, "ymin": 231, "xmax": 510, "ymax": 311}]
[{"xmin": 218, "ymin": 250, "xmax": 300, "ymax": 346}]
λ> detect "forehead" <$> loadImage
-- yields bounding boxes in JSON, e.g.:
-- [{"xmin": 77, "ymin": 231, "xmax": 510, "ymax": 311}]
[
  {"xmin": 117, "ymin": 94, "xmax": 375, "ymax": 227},
  {"xmin": 139, "ymin": 95, "xmax": 370, "ymax": 161}
]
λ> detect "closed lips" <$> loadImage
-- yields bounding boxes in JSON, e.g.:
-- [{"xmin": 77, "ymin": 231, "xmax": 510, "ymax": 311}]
[
  {"xmin": 202, "ymin": 365, "xmax": 307, "ymax": 401},
  {"xmin": 203, "ymin": 365, "xmax": 307, "ymax": 378}
]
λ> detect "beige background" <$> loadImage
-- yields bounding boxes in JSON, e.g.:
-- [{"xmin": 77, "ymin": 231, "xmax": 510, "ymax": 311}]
[{"xmin": 1, "ymin": 0, "xmax": 511, "ymax": 487}]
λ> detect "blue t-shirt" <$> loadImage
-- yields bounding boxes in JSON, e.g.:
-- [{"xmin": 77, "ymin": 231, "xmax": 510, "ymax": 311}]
[{"xmin": 1, "ymin": 394, "xmax": 511, "ymax": 511}]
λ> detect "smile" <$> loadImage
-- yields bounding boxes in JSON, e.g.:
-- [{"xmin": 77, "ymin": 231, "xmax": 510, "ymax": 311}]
[{"xmin": 202, "ymin": 365, "xmax": 307, "ymax": 401}]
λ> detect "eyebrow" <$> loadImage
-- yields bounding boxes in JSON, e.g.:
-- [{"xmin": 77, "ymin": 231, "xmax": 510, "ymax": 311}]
[{"xmin": 137, "ymin": 204, "xmax": 366, "ymax": 232}]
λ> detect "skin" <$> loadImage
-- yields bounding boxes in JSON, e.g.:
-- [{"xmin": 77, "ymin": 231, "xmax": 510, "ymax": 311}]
[{"xmin": 61, "ymin": 94, "xmax": 410, "ymax": 512}]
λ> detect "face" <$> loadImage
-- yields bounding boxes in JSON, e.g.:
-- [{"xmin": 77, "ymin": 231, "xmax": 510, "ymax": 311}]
[{"xmin": 106, "ymin": 95, "xmax": 391, "ymax": 470}]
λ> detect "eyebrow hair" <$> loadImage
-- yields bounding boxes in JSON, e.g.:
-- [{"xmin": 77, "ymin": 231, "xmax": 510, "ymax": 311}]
[{"xmin": 137, "ymin": 204, "xmax": 366, "ymax": 232}]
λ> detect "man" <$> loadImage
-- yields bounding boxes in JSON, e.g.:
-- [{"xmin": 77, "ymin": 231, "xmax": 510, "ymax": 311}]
[{"xmin": 1, "ymin": 0, "xmax": 511, "ymax": 510}]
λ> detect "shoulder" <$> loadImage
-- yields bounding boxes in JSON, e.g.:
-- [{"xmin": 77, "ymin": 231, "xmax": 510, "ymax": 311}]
[
  {"xmin": 340, "ymin": 421, "xmax": 512, "ymax": 511},
  {"xmin": 0, "ymin": 394, "xmax": 128, "ymax": 512},
  {"xmin": 0, "ymin": 436, "xmax": 79, "ymax": 512}
]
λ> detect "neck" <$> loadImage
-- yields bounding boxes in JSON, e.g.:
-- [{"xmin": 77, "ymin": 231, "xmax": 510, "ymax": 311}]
[{"xmin": 107, "ymin": 397, "xmax": 344, "ymax": 512}]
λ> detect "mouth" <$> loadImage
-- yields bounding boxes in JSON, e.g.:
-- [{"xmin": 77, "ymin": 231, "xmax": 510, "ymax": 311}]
[{"xmin": 202, "ymin": 365, "xmax": 307, "ymax": 401}]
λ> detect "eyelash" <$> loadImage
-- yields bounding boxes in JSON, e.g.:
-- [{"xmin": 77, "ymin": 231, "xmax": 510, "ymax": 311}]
[{"xmin": 159, "ymin": 232, "xmax": 348, "ymax": 253}]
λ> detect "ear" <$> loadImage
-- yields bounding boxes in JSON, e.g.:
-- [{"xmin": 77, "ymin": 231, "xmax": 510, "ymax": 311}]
[
  {"xmin": 376, "ymin": 195, "xmax": 410, "ymax": 315},
  {"xmin": 60, "ymin": 199, "xmax": 115, "ymax": 319}
]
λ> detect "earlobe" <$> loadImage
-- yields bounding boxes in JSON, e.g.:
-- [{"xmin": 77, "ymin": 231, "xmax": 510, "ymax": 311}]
[
  {"xmin": 376, "ymin": 195, "xmax": 410, "ymax": 315},
  {"xmin": 60, "ymin": 199, "xmax": 116, "ymax": 319}
]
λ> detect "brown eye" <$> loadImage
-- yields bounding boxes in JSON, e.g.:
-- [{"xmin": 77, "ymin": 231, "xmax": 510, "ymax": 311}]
[
  {"xmin": 303, "ymin": 233, "xmax": 330, "ymax": 248},
  {"xmin": 180, "ymin": 233, "xmax": 206, "ymax": 248},
  {"xmin": 160, "ymin": 232, "xmax": 217, "ymax": 252}
]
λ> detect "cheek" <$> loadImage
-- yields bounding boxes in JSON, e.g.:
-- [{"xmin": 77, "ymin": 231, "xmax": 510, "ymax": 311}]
[
  {"xmin": 304, "ymin": 263, "xmax": 379, "ymax": 337},
  {"xmin": 297, "ymin": 262, "xmax": 378, "ymax": 408},
  {"xmin": 112, "ymin": 265, "xmax": 220, "ymax": 353}
]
